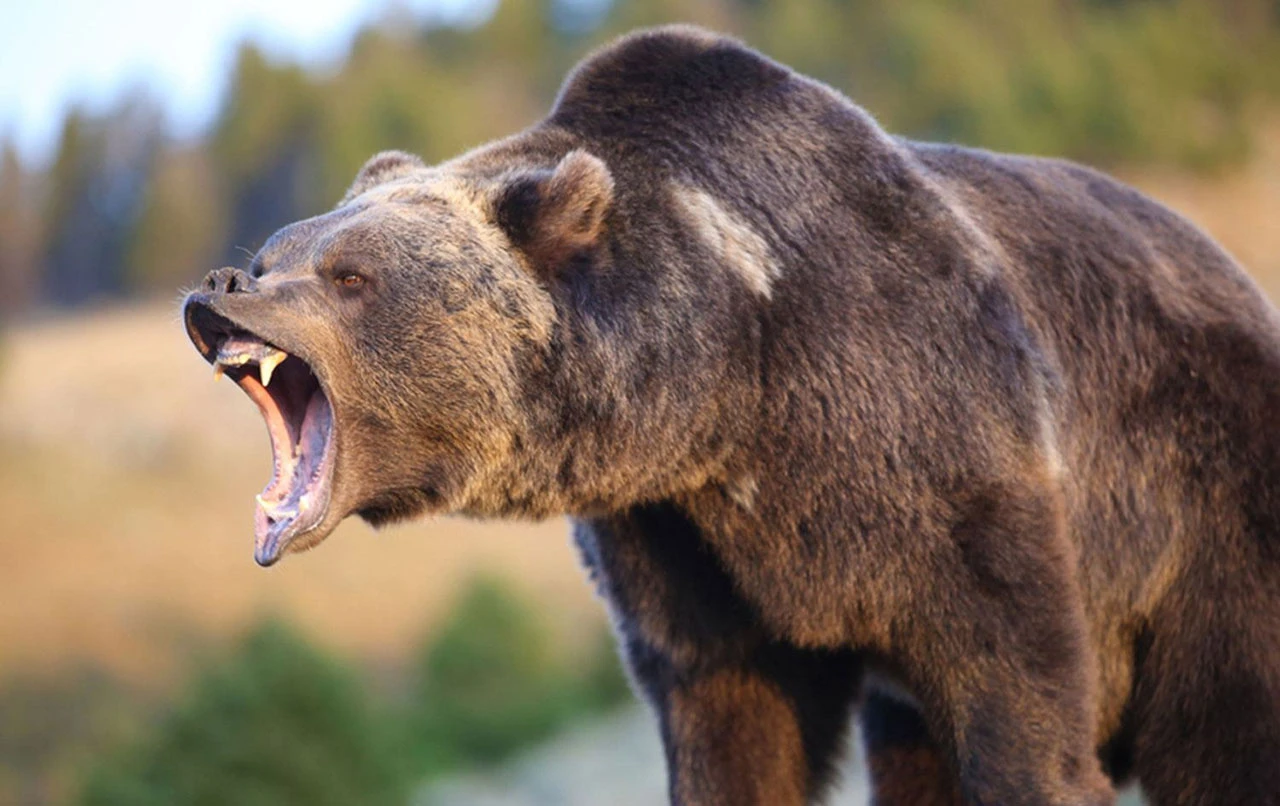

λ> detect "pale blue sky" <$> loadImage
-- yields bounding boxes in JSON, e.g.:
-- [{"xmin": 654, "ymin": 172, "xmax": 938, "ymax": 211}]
[{"xmin": 0, "ymin": 0, "xmax": 493, "ymax": 166}]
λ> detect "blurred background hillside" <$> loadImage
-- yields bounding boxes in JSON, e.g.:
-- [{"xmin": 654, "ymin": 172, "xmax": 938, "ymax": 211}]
[{"xmin": 1, "ymin": 0, "xmax": 1277, "ymax": 803}]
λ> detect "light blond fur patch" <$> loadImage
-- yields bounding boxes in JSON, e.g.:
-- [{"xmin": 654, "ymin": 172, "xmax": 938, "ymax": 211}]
[
  {"xmin": 1033, "ymin": 387, "xmax": 1066, "ymax": 482},
  {"xmin": 725, "ymin": 474, "xmax": 759, "ymax": 511},
  {"xmin": 918, "ymin": 176, "xmax": 1007, "ymax": 277},
  {"xmin": 674, "ymin": 186, "xmax": 779, "ymax": 299}
]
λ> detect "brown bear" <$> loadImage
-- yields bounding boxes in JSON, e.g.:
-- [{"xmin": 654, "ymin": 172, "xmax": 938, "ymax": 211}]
[{"xmin": 183, "ymin": 25, "xmax": 1280, "ymax": 806}]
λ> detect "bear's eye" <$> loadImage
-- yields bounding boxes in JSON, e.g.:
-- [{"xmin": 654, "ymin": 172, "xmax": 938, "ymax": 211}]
[{"xmin": 335, "ymin": 272, "xmax": 366, "ymax": 290}]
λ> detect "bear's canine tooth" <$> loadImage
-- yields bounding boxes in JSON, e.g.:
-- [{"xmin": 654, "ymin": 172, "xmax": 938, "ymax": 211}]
[
  {"xmin": 259, "ymin": 349, "xmax": 287, "ymax": 387},
  {"xmin": 213, "ymin": 364, "xmax": 225, "ymax": 382}
]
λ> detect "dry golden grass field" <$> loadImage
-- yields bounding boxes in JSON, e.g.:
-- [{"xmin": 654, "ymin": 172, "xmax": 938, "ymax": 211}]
[{"xmin": 1, "ymin": 132, "xmax": 1277, "ymax": 690}]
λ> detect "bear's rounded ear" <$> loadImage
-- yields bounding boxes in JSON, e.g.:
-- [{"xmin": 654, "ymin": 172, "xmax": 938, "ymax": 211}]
[
  {"xmin": 340, "ymin": 150, "xmax": 426, "ymax": 206},
  {"xmin": 493, "ymin": 150, "xmax": 614, "ymax": 276}
]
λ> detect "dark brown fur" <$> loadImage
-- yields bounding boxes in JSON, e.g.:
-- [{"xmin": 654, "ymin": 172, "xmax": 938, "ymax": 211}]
[{"xmin": 184, "ymin": 26, "xmax": 1280, "ymax": 805}]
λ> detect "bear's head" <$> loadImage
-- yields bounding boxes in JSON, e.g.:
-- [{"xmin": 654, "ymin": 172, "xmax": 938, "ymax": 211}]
[{"xmin": 183, "ymin": 147, "xmax": 618, "ymax": 566}]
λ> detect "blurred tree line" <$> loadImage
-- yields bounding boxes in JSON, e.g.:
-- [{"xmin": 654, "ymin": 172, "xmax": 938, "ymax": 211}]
[{"xmin": 2, "ymin": 0, "xmax": 1279, "ymax": 316}]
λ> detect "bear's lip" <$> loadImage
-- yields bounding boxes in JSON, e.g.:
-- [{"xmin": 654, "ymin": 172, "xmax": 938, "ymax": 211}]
[{"xmin": 184, "ymin": 300, "xmax": 336, "ymax": 567}]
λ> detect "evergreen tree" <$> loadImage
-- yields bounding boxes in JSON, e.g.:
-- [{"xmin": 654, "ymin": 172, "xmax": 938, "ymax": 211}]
[{"xmin": 0, "ymin": 139, "xmax": 39, "ymax": 317}]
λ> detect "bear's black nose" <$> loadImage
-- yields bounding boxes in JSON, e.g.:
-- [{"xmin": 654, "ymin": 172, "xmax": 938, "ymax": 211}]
[{"xmin": 201, "ymin": 267, "xmax": 258, "ymax": 295}]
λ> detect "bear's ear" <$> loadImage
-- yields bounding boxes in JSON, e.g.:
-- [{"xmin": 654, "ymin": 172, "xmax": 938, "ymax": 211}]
[
  {"xmin": 493, "ymin": 150, "xmax": 614, "ymax": 275},
  {"xmin": 341, "ymin": 150, "xmax": 426, "ymax": 205}
]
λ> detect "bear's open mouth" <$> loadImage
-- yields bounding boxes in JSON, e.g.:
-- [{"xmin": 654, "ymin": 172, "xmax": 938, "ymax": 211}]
[
  {"xmin": 185, "ymin": 307, "xmax": 336, "ymax": 566},
  {"xmin": 214, "ymin": 335, "xmax": 335, "ymax": 564}
]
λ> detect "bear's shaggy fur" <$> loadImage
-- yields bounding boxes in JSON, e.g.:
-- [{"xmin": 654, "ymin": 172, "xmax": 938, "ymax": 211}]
[{"xmin": 185, "ymin": 26, "xmax": 1280, "ymax": 805}]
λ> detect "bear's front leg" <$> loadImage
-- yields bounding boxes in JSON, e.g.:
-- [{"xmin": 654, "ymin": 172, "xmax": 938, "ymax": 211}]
[
  {"xmin": 886, "ymin": 488, "xmax": 1116, "ymax": 806},
  {"xmin": 663, "ymin": 665, "xmax": 810, "ymax": 805},
  {"xmin": 625, "ymin": 639, "xmax": 863, "ymax": 806},
  {"xmin": 576, "ymin": 505, "xmax": 863, "ymax": 805}
]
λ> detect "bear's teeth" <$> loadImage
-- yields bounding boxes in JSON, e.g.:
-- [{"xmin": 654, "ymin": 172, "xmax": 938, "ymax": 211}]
[
  {"xmin": 256, "ymin": 493, "xmax": 297, "ymax": 518},
  {"xmin": 259, "ymin": 349, "xmax": 287, "ymax": 387}
]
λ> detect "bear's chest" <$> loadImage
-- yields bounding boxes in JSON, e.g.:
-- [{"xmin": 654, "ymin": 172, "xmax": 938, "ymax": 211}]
[{"xmin": 572, "ymin": 495, "xmax": 896, "ymax": 663}]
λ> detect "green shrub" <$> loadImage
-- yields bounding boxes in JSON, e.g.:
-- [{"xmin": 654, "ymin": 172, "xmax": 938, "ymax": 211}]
[
  {"xmin": 78, "ymin": 620, "xmax": 407, "ymax": 806},
  {"xmin": 406, "ymin": 576, "xmax": 631, "ymax": 774}
]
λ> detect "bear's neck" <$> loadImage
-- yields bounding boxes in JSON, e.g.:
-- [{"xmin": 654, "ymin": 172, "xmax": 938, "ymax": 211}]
[{"xmin": 495, "ymin": 242, "xmax": 766, "ymax": 520}]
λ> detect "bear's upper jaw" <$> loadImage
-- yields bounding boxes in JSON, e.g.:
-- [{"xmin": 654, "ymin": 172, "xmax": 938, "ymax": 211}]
[{"xmin": 185, "ymin": 305, "xmax": 336, "ymax": 567}]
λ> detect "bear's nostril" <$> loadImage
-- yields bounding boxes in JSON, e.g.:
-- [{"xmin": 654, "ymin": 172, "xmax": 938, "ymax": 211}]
[
  {"xmin": 226, "ymin": 268, "xmax": 258, "ymax": 294},
  {"xmin": 202, "ymin": 267, "xmax": 258, "ymax": 296}
]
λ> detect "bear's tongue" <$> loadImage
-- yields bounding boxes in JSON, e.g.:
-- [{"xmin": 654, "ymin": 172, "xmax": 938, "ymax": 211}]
[
  {"xmin": 255, "ymin": 387, "xmax": 331, "ymax": 525},
  {"xmin": 214, "ymin": 336, "xmax": 334, "ymax": 565}
]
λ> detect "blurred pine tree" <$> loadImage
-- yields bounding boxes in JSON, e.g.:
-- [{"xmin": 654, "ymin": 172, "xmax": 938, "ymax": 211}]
[{"xmin": 0, "ymin": 139, "xmax": 40, "ymax": 318}]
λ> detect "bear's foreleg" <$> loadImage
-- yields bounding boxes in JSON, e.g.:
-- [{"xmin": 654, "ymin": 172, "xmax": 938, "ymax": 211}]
[
  {"xmin": 576, "ymin": 506, "xmax": 863, "ymax": 804},
  {"xmin": 624, "ymin": 638, "xmax": 864, "ymax": 806},
  {"xmin": 887, "ymin": 487, "xmax": 1115, "ymax": 806}
]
